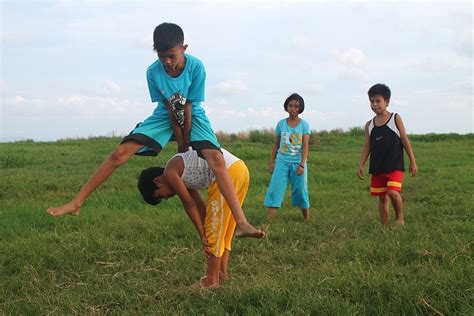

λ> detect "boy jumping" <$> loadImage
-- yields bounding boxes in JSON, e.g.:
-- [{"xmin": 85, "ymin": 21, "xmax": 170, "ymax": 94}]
[
  {"xmin": 357, "ymin": 83, "xmax": 418, "ymax": 225},
  {"xmin": 47, "ymin": 22, "xmax": 264, "ymax": 238}
]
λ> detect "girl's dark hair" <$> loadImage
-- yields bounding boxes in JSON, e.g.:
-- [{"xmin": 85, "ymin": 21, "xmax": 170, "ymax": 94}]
[
  {"xmin": 284, "ymin": 93, "xmax": 305, "ymax": 113},
  {"xmin": 368, "ymin": 83, "xmax": 391, "ymax": 101},
  {"xmin": 153, "ymin": 22, "xmax": 184, "ymax": 52},
  {"xmin": 138, "ymin": 167, "xmax": 164, "ymax": 205}
]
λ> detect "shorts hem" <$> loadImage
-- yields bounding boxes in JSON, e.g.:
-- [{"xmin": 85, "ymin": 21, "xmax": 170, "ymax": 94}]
[
  {"xmin": 190, "ymin": 140, "xmax": 220, "ymax": 151},
  {"xmin": 121, "ymin": 133, "xmax": 162, "ymax": 156}
]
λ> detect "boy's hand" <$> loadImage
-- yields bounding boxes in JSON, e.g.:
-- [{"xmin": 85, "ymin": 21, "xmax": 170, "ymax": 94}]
[
  {"xmin": 296, "ymin": 165, "xmax": 304, "ymax": 175},
  {"xmin": 269, "ymin": 161, "xmax": 275, "ymax": 173},
  {"xmin": 357, "ymin": 166, "xmax": 365, "ymax": 180},
  {"xmin": 409, "ymin": 162, "xmax": 418, "ymax": 177},
  {"xmin": 178, "ymin": 142, "xmax": 189, "ymax": 153},
  {"xmin": 201, "ymin": 236, "xmax": 211, "ymax": 259}
]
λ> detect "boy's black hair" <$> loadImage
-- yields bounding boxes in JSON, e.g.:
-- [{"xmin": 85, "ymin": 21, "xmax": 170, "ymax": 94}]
[
  {"xmin": 138, "ymin": 167, "xmax": 165, "ymax": 205},
  {"xmin": 153, "ymin": 22, "xmax": 184, "ymax": 52},
  {"xmin": 284, "ymin": 93, "xmax": 305, "ymax": 114},
  {"xmin": 368, "ymin": 83, "xmax": 391, "ymax": 101}
]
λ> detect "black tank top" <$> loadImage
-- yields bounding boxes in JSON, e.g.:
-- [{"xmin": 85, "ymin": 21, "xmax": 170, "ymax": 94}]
[{"xmin": 368, "ymin": 113, "xmax": 404, "ymax": 174}]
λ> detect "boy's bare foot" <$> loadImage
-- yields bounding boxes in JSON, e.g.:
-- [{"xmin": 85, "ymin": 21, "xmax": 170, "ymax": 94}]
[
  {"xmin": 219, "ymin": 272, "xmax": 229, "ymax": 282},
  {"xmin": 47, "ymin": 202, "xmax": 81, "ymax": 217},
  {"xmin": 191, "ymin": 276, "xmax": 219, "ymax": 289},
  {"xmin": 235, "ymin": 223, "xmax": 265, "ymax": 238},
  {"xmin": 395, "ymin": 220, "xmax": 405, "ymax": 225}
]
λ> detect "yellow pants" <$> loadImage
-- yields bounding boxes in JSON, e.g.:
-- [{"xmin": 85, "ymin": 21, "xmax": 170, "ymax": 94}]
[{"xmin": 204, "ymin": 160, "xmax": 249, "ymax": 257}]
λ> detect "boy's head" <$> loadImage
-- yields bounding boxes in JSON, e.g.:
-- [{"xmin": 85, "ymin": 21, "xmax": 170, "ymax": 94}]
[
  {"xmin": 368, "ymin": 83, "xmax": 391, "ymax": 101},
  {"xmin": 153, "ymin": 23, "xmax": 188, "ymax": 73},
  {"xmin": 138, "ymin": 167, "xmax": 175, "ymax": 205},
  {"xmin": 284, "ymin": 93, "xmax": 305, "ymax": 114},
  {"xmin": 153, "ymin": 22, "xmax": 184, "ymax": 52},
  {"xmin": 368, "ymin": 83, "xmax": 391, "ymax": 114}
]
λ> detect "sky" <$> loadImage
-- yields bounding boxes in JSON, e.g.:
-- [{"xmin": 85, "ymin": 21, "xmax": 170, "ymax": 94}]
[{"xmin": 1, "ymin": 0, "xmax": 472, "ymax": 142}]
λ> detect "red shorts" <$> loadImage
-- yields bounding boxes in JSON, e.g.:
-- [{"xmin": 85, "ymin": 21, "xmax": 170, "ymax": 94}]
[{"xmin": 370, "ymin": 170, "xmax": 404, "ymax": 196}]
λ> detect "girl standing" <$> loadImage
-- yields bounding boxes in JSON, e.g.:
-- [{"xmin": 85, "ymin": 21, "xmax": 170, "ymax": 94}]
[{"xmin": 264, "ymin": 93, "xmax": 311, "ymax": 221}]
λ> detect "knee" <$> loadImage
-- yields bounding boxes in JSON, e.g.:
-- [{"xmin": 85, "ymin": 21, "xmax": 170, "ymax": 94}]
[
  {"xmin": 387, "ymin": 190, "xmax": 400, "ymax": 200},
  {"xmin": 109, "ymin": 146, "xmax": 131, "ymax": 166},
  {"xmin": 379, "ymin": 195, "xmax": 388, "ymax": 204},
  {"xmin": 205, "ymin": 150, "xmax": 225, "ymax": 168}
]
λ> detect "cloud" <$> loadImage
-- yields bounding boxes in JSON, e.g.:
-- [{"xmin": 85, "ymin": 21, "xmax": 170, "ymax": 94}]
[
  {"xmin": 213, "ymin": 80, "xmax": 249, "ymax": 94},
  {"xmin": 292, "ymin": 34, "xmax": 316, "ymax": 50},
  {"xmin": 104, "ymin": 80, "xmax": 121, "ymax": 93},
  {"xmin": 331, "ymin": 48, "xmax": 366, "ymax": 66},
  {"xmin": 302, "ymin": 84, "xmax": 326, "ymax": 94}
]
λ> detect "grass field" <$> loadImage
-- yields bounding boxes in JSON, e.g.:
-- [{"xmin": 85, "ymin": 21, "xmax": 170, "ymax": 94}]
[{"xmin": 1, "ymin": 131, "xmax": 473, "ymax": 314}]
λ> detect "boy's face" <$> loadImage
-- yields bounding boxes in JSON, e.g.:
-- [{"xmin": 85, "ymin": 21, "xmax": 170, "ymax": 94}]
[
  {"xmin": 286, "ymin": 99, "xmax": 301, "ymax": 118},
  {"xmin": 152, "ymin": 176, "xmax": 175, "ymax": 200},
  {"xmin": 157, "ymin": 44, "xmax": 188, "ymax": 73},
  {"xmin": 369, "ymin": 95, "xmax": 389, "ymax": 114}
]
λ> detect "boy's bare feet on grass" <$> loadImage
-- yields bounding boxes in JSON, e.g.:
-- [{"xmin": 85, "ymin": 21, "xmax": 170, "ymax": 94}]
[
  {"xmin": 191, "ymin": 276, "xmax": 219, "ymax": 289},
  {"xmin": 219, "ymin": 272, "xmax": 229, "ymax": 282},
  {"xmin": 234, "ymin": 223, "xmax": 265, "ymax": 238},
  {"xmin": 47, "ymin": 202, "xmax": 81, "ymax": 217}
]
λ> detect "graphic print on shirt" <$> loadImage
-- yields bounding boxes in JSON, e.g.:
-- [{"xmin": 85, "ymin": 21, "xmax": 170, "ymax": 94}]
[
  {"xmin": 168, "ymin": 92, "xmax": 186, "ymax": 127},
  {"xmin": 280, "ymin": 131, "xmax": 303, "ymax": 155}
]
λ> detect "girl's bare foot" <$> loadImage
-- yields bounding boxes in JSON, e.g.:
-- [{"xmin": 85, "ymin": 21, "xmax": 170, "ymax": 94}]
[
  {"xmin": 301, "ymin": 209, "xmax": 310, "ymax": 222},
  {"xmin": 395, "ymin": 220, "xmax": 405, "ymax": 225},
  {"xmin": 235, "ymin": 223, "xmax": 265, "ymax": 238},
  {"xmin": 47, "ymin": 202, "xmax": 81, "ymax": 217},
  {"xmin": 191, "ymin": 276, "xmax": 219, "ymax": 289}
]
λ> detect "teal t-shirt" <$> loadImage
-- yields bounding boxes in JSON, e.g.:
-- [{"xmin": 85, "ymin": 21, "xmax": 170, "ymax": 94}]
[
  {"xmin": 275, "ymin": 118, "xmax": 311, "ymax": 163},
  {"xmin": 146, "ymin": 53, "xmax": 206, "ymax": 116}
]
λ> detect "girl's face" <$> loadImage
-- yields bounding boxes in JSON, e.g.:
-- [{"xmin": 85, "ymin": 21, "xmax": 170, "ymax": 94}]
[{"xmin": 286, "ymin": 99, "xmax": 301, "ymax": 118}]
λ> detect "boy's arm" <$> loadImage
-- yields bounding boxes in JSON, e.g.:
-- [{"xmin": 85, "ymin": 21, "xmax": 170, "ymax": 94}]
[
  {"xmin": 189, "ymin": 189, "xmax": 206, "ymax": 223},
  {"xmin": 182, "ymin": 100, "xmax": 193, "ymax": 150},
  {"xmin": 296, "ymin": 134, "xmax": 310, "ymax": 175},
  {"xmin": 163, "ymin": 160, "xmax": 208, "ymax": 248},
  {"xmin": 396, "ymin": 114, "xmax": 418, "ymax": 176},
  {"xmin": 164, "ymin": 100, "xmax": 187, "ymax": 152},
  {"xmin": 357, "ymin": 122, "xmax": 371, "ymax": 180},
  {"xmin": 269, "ymin": 136, "xmax": 280, "ymax": 173}
]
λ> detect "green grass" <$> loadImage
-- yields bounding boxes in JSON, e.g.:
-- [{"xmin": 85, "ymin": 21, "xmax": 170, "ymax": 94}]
[{"xmin": 1, "ymin": 133, "xmax": 473, "ymax": 314}]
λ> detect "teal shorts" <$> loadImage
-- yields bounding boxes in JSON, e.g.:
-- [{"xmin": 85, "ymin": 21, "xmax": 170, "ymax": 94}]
[
  {"xmin": 264, "ymin": 158, "xmax": 310, "ymax": 209},
  {"xmin": 122, "ymin": 106, "xmax": 220, "ymax": 156}
]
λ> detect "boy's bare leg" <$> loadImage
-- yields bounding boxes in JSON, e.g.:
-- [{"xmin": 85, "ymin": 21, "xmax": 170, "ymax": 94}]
[
  {"xmin": 201, "ymin": 149, "xmax": 265, "ymax": 238},
  {"xmin": 219, "ymin": 250, "xmax": 230, "ymax": 282},
  {"xmin": 387, "ymin": 190, "xmax": 404, "ymax": 225},
  {"xmin": 192, "ymin": 254, "xmax": 222, "ymax": 289},
  {"xmin": 47, "ymin": 141, "xmax": 143, "ymax": 217},
  {"xmin": 267, "ymin": 207, "xmax": 278, "ymax": 219},
  {"xmin": 378, "ymin": 195, "xmax": 390, "ymax": 226},
  {"xmin": 301, "ymin": 208, "xmax": 310, "ymax": 222}
]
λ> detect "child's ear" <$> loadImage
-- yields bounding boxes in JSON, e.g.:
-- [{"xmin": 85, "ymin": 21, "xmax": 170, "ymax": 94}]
[
  {"xmin": 182, "ymin": 44, "xmax": 188, "ymax": 53},
  {"xmin": 152, "ymin": 177, "xmax": 161, "ymax": 185}
]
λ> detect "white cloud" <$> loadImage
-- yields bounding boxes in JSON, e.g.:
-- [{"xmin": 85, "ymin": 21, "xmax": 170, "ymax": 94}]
[
  {"xmin": 104, "ymin": 80, "xmax": 122, "ymax": 93},
  {"xmin": 331, "ymin": 48, "xmax": 366, "ymax": 66},
  {"xmin": 302, "ymin": 84, "xmax": 326, "ymax": 94},
  {"xmin": 213, "ymin": 80, "xmax": 249, "ymax": 94},
  {"xmin": 292, "ymin": 34, "xmax": 315, "ymax": 50}
]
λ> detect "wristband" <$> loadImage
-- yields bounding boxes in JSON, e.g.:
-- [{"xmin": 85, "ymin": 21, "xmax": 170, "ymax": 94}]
[{"xmin": 299, "ymin": 164, "xmax": 304, "ymax": 169}]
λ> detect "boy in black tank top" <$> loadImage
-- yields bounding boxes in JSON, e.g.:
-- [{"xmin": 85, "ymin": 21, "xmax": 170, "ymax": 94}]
[{"xmin": 357, "ymin": 84, "xmax": 418, "ymax": 226}]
